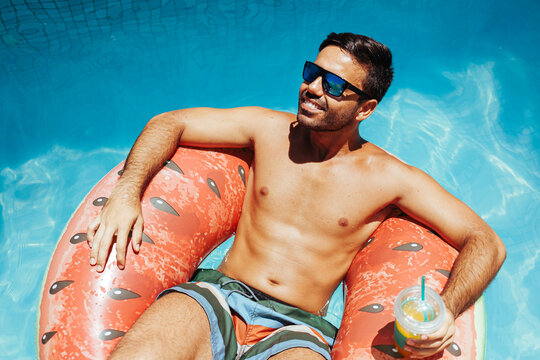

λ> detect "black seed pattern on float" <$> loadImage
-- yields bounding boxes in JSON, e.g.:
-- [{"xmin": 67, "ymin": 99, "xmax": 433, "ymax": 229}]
[
  {"xmin": 99, "ymin": 329, "xmax": 125, "ymax": 341},
  {"xmin": 436, "ymin": 269, "xmax": 451, "ymax": 278},
  {"xmin": 92, "ymin": 197, "xmax": 108, "ymax": 207},
  {"xmin": 392, "ymin": 243, "xmax": 423, "ymax": 252},
  {"xmin": 117, "ymin": 169, "xmax": 123, "ymax": 176},
  {"xmin": 164, "ymin": 160, "xmax": 184, "ymax": 174},
  {"xmin": 49, "ymin": 280, "xmax": 74, "ymax": 295},
  {"xmin": 207, "ymin": 178, "xmax": 221, "ymax": 199},
  {"xmin": 69, "ymin": 233, "xmax": 87, "ymax": 244},
  {"xmin": 359, "ymin": 303, "xmax": 384, "ymax": 313},
  {"xmin": 372, "ymin": 344, "xmax": 404, "ymax": 358},
  {"xmin": 361, "ymin": 237, "xmax": 375, "ymax": 250},
  {"xmin": 446, "ymin": 342, "xmax": 462, "ymax": 356},
  {"xmin": 142, "ymin": 233, "xmax": 155, "ymax": 244},
  {"xmin": 238, "ymin": 165, "xmax": 246, "ymax": 186},
  {"xmin": 41, "ymin": 331, "xmax": 57, "ymax": 345},
  {"xmin": 149, "ymin": 197, "xmax": 179, "ymax": 216},
  {"xmin": 108, "ymin": 288, "xmax": 141, "ymax": 300}
]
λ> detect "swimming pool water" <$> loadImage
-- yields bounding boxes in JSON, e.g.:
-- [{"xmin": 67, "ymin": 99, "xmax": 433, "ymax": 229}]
[{"xmin": 1, "ymin": 1, "xmax": 539, "ymax": 359}]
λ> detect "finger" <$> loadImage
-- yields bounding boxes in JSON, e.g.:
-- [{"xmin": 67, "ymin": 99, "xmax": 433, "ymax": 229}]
[
  {"xmin": 408, "ymin": 334, "xmax": 446, "ymax": 347},
  {"xmin": 406, "ymin": 332, "xmax": 454, "ymax": 358},
  {"xmin": 406, "ymin": 345, "xmax": 439, "ymax": 358},
  {"xmin": 409, "ymin": 322, "xmax": 454, "ymax": 347},
  {"xmin": 407, "ymin": 337, "xmax": 453, "ymax": 359},
  {"xmin": 131, "ymin": 216, "xmax": 144, "ymax": 253},
  {"xmin": 89, "ymin": 223, "xmax": 107, "ymax": 265},
  {"xmin": 86, "ymin": 216, "xmax": 101, "ymax": 248},
  {"xmin": 408, "ymin": 331, "xmax": 453, "ymax": 349},
  {"xmin": 408, "ymin": 338, "xmax": 444, "ymax": 352},
  {"xmin": 425, "ymin": 324, "xmax": 454, "ymax": 342},
  {"xmin": 115, "ymin": 226, "xmax": 130, "ymax": 270},
  {"xmin": 95, "ymin": 228, "xmax": 116, "ymax": 272}
]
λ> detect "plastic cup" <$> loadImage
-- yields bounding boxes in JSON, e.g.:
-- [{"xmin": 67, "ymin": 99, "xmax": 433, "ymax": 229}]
[{"xmin": 393, "ymin": 285, "xmax": 446, "ymax": 356}]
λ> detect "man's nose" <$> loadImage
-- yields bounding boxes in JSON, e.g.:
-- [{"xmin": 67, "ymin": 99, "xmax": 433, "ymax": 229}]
[{"xmin": 307, "ymin": 76, "xmax": 324, "ymax": 97}]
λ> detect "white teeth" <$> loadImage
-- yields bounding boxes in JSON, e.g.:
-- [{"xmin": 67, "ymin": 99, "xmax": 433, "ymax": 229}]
[{"xmin": 305, "ymin": 101, "xmax": 322, "ymax": 110}]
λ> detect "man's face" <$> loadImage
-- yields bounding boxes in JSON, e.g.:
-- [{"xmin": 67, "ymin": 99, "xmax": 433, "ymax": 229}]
[{"xmin": 297, "ymin": 46, "xmax": 368, "ymax": 132}]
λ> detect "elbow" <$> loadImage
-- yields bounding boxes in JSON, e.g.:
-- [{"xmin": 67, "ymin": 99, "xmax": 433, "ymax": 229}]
[
  {"xmin": 148, "ymin": 110, "xmax": 186, "ymax": 135},
  {"xmin": 496, "ymin": 237, "xmax": 507, "ymax": 268},
  {"xmin": 150, "ymin": 109, "xmax": 185, "ymax": 125},
  {"xmin": 480, "ymin": 227, "xmax": 506, "ymax": 268}
]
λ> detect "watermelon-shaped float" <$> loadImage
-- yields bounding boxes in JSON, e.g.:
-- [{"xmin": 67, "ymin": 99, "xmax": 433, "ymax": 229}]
[{"xmin": 37, "ymin": 146, "xmax": 484, "ymax": 359}]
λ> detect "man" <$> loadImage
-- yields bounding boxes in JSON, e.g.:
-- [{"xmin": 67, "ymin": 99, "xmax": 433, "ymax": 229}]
[{"xmin": 87, "ymin": 33, "xmax": 506, "ymax": 359}]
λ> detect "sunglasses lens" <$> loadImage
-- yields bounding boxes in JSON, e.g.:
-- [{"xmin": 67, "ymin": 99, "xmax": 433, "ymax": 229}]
[
  {"xmin": 303, "ymin": 62, "xmax": 350, "ymax": 97},
  {"xmin": 323, "ymin": 73, "xmax": 347, "ymax": 96},
  {"xmin": 303, "ymin": 62, "xmax": 320, "ymax": 82}
]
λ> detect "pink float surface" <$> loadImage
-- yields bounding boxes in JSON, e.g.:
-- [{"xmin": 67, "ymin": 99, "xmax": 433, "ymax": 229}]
[
  {"xmin": 332, "ymin": 216, "xmax": 482, "ymax": 359},
  {"xmin": 37, "ymin": 147, "xmax": 252, "ymax": 359}
]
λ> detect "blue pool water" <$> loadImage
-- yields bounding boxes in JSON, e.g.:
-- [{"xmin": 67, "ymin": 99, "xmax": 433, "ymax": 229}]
[{"xmin": 1, "ymin": 1, "xmax": 539, "ymax": 359}]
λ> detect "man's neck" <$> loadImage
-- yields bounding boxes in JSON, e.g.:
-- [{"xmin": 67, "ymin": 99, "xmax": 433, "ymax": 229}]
[{"xmin": 308, "ymin": 125, "xmax": 364, "ymax": 161}]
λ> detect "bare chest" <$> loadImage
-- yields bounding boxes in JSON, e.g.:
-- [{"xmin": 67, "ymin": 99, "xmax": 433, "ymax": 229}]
[{"xmin": 248, "ymin": 148, "xmax": 391, "ymax": 235}]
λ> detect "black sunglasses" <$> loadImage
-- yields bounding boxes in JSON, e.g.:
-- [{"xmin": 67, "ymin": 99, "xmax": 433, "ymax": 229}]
[{"xmin": 302, "ymin": 61, "xmax": 371, "ymax": 99}]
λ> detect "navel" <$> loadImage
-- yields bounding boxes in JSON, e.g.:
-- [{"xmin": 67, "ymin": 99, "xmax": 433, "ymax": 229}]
[
  {"xmin": 259, "ymin": 186, "xmax": 269, "ymax": 196},
  {"xmin": 338, "ymin": 217, "xmax": 349, "ymax": 227}
]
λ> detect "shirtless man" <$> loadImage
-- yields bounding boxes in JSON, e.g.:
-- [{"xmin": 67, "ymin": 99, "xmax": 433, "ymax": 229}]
[{"xmin": 87, "ymin": 33, "xmax": 506, "ymax": 359}]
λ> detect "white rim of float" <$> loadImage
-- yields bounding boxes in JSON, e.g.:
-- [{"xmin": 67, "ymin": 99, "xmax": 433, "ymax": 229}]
[{"xmin": 475, "ymin": 294, "xmax": 487, "ymax": 359}]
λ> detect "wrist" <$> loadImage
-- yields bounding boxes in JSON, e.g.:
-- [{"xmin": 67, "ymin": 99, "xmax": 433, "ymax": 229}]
[
  {"xmin": 440, "ymin": 294, "xmax": 458, "ymax": 319},
  {"xmin": 111, "ymin": 179, "xmax": 143, "ymax": 202}
]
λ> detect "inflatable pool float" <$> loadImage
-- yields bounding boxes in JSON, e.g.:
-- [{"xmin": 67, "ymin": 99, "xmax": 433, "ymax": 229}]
[
  {"xmin": 37, "ymin": 147, "xmax": 252, "ymax": 359},
  {"xmin": 332, "ymin": 216, "xmax": 486, "ymax": 359},
  {"xmin": 37, "ymin": 146, "xmax": 485, "ymax": 359}
]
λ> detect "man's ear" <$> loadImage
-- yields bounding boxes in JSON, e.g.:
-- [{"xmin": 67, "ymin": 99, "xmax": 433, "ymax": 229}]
[{"xmin": 355, "ymin": 99, "xmax": 378, "ymax": 122}]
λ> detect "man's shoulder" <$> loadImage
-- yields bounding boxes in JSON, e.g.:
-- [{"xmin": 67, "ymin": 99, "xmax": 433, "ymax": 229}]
[
  {"xmin": 359, "ymin": 143, "xmax": 435, "ymax": 191},
  {"xmin": 243, "ymin": 107, "xmax": 298, "ymax": 139},
  {"xmin": 357, "ymin": 142, "xmax": 409, "ymax": 169},
  {"xmin": 235, "ymin": 106, "xmax": 295, "ymax": 120},
  {"xmin": 232, "ymin": 106, "xmax": 296, "ymax": 132}
]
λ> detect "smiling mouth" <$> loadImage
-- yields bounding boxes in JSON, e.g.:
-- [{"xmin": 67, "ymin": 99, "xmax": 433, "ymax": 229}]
[{"xmin": 301, "ymin": 97, "xmax": 325, "ymax": 112}]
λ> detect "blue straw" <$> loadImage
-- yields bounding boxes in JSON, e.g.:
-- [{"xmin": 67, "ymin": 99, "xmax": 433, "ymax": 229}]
[{"xmin": 421, "ymin": 276, "xmax": 427, "ymax": 321}]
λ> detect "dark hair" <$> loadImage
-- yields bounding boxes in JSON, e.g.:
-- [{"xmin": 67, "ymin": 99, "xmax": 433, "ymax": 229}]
[{"xmin": 319, "ymin": 32, "xmax": 393, "ymax": 102}]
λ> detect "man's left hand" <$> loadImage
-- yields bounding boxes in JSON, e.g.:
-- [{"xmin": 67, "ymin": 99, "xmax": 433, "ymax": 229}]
[{"xmin": 404, "ymin": 309, "xmax": 456, "ymax": 359}]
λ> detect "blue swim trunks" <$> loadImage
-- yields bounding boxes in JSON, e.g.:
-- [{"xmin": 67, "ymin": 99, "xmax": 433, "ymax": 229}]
[{"xmin": 158, "ymin": 269, "xmax": 337, "ymax": 360}]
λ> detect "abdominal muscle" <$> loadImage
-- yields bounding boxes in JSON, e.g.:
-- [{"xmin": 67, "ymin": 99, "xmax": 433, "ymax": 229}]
[{"xmin": 217, "ymin": 205, "xmax": 385, "ymax": 315}]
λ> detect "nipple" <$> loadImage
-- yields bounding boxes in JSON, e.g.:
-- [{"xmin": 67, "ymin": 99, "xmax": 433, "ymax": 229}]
[
  {"xmin": 260, "ymin": 186, "xmax": 269, "ymax": 196},
  {"xmin": 338, "ymin": 217, "xmax": 349, "ymax": 227}
]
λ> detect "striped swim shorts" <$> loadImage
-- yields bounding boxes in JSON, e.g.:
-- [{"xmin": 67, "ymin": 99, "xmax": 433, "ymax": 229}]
[{"xmin": 157, "ymin": 269, "xmax": 337, "ymax": 360}]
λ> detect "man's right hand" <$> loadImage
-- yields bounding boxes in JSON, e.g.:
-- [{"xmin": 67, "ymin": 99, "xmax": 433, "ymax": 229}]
[
  {"xmin": 84, "ymin": 107, "xmax": 266, "ymax": 272},
  {"xmin": 87, "ymin": 192, "xmax": 144, "ymax": 272}
]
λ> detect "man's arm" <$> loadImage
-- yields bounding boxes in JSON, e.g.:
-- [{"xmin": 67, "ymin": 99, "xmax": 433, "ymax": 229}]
[
  {"xmin": 391, "ymin": 164, "xmax": 506, "ymax": 358},
  {"xmin": 87, "ymin": 107, "xmax": 273, "ymax": 272}
]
